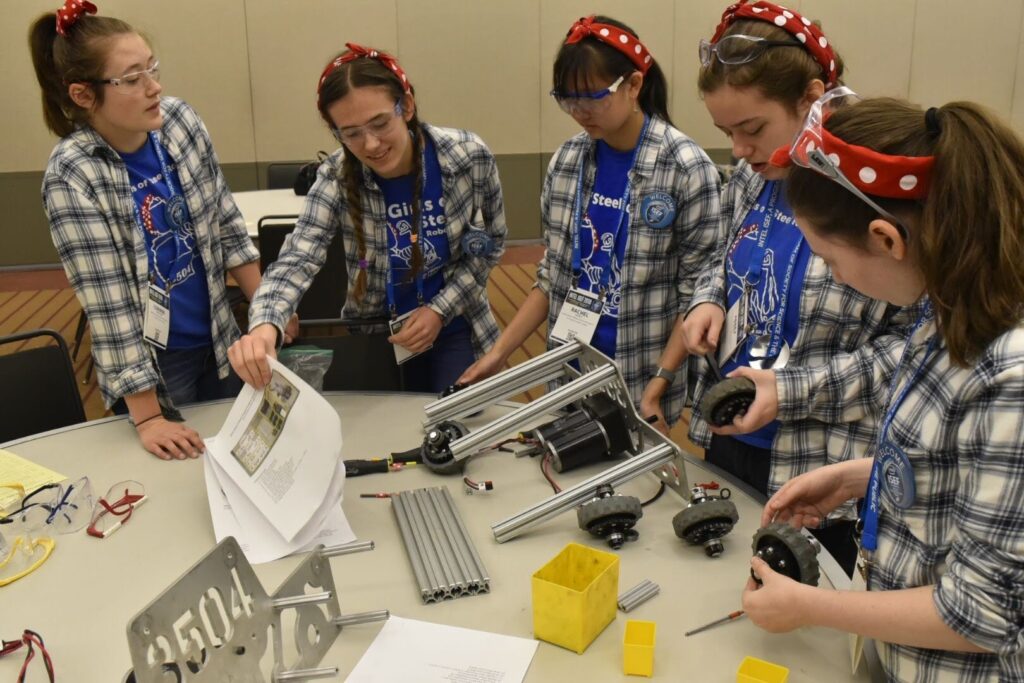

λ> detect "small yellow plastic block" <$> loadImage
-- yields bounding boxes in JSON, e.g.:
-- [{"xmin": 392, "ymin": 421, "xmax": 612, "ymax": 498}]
[
  {"xmin": 622, "ymin": 619, "xmax": 656, "ymax": 677},
  {"xmin": 737, "ymin": 656, "xmax": 790, "ymax": 683}
]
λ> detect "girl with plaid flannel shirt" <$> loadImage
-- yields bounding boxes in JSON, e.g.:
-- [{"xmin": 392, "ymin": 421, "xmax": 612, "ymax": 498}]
[
  {"xmin": 30, "ymin": 4, "xmax": 278, "ymax": 461},
  {"xmin": 458, "ymin": 16, "xmax": 722, "ymax": 427},
  {"xmin": 680, "ymin": 2, "xmax": 909, "ymax": 574},
  {"xmin": 231, "ymin": 45, "xmax": 507, "ymax": 394},
  {"xmin": 746, "ymin": 92, "xmax": 1024, "ymax": 682}
]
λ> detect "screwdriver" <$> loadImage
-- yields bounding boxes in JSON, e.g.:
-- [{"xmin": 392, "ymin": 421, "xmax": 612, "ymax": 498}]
[{"xmin": 684, "ymin": 610, "xmax": 746, "ymax": 636}]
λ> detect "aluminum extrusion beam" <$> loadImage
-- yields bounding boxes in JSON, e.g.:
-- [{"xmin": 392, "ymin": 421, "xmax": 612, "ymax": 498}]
[{"xmin": 491, "ymin": 443, "xmax": 676, "ymax": 543}]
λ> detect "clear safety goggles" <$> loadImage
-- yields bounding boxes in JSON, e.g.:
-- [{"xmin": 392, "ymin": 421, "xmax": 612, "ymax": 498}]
[
  {"xmin": 698, "ymin": 35, "xmax": 803, "ymax": 67},
  {"xmin": 550, "ymin": 75, "xmax": 625, "ymax": 115}
]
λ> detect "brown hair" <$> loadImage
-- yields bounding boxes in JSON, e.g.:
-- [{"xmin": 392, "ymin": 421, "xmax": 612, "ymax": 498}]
[
  {"xmin": 786, "ymin": 97, "xmax": 1024, "ymax": 366},
  {"xmin": 316, "ymin": 53, "xmax": 424, "ymax": 303},
  {"xmin": 553, "ymin": 16, "xmax": 672, "ymax": 126},
  {"xmin": 29, "ymin": 12, "xmax": 138, "ymax": 137},
  {"xmin": 697, "ymin": 18, "xmax": 845, "ymax": 110}
]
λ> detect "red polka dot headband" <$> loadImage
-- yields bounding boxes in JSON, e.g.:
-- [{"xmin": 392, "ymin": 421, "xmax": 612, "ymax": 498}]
[
  {"xmin": 55, "ymin": 0, "xmax": 97, "ymax": 37},
  {"xmin": 318, "ymin": 43, "xmax": 412, "ymax": 97},
  {"xmin": 710, "ymin": 1, "xmax": 838, "ymax": 89},
  {"xmin": 564, "ymin": 16, "xmax": 653, "ymax": 75},
  {"xmin": 770, "ymin": 88, "xmax": 935, "ymax": 199}
]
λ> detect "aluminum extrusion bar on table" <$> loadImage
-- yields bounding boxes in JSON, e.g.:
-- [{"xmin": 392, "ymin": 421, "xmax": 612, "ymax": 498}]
[
  {"xmin": 491, "ymin": 443, "xmax": 677, "ymax": 543},
  {"xmin": 421, "ymin": 341, "xmax": 583, "ymax": 427},
  {"xmin": 447, "ymin": 364, "xmax": 619, "ymax": 461}
]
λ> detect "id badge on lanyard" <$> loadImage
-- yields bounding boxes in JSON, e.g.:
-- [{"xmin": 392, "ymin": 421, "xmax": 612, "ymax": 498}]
[
  {"xmin": 550, "ymin": 288, "xmax": 603, "ymax": 345},
  {"xmin": 144, "ymin": 282, "xmax": 171, "ymax": 349},
  {"xmin": 718, "ymin": 292, "xmax": 750, "ymax": 366}
]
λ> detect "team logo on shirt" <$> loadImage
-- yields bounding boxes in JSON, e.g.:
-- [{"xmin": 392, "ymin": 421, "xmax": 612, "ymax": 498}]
[
  {"xmin": 640, "ymin": 191, "xmax": 675, "ymax": 229},
  {"xmin": 877, "ymin": 441, "xmax": 916, "ymax": 509},
  {"xmin": 140, "ymin": 193, "xmax": 198, "ymax": 285}
]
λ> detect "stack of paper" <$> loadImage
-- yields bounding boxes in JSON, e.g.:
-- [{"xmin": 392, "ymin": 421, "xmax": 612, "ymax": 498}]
[
  {"xmin": 0, "ymin": 449, "xmax": 66, "ymax": 510},
  {"xmin": 203, "ymin": 358, "xmax": 355, "ymax": 563}
]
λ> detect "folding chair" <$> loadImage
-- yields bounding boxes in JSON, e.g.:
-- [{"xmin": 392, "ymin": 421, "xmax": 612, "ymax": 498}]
[{"xmin": 0, "ymin": 329, "xmax": 86, "ymax": 442}]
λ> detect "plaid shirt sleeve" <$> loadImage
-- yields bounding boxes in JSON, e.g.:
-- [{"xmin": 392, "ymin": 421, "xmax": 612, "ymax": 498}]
[
  {"xmin": 933, "ymin": 335, "xmax": 1024, "ymax": 656},
  {"xmin": 774, "ymin": 300, "xmax": 920, "ymax": 424},
  {"xmin": 198, "ymin": 118, "xmax": 258, "ymax": 270},
  {"xmin": 43, "ymin": 155, "xmax": 160, "ymax": 400},
  {"xmin": 248, "ymin": 155, "xmax": 343, "ymax": 336},
  {"xmin": 686, "ymin": 163, "xmax": 750, "ymax": 312},
  {"xmin": 427, "ymin": 133, "xmax": 507, "ymax": 327}
]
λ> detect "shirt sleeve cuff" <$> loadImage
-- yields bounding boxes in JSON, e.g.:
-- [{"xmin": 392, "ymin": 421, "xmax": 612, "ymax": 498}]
[
  {"xmin": 109, "ymin": 363, "xmax": 161, "ymax": 401},
  {"xmin": 775, "ymin": 367, "xmax": 814, "ymax": 421}
]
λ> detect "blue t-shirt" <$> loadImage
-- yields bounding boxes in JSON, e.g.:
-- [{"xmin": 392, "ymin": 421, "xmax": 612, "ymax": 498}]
[
  {"xmin": 723, "ymin": 180, "xmax": 811, "ymax": 449},
  {"xmin": 375, "ymin": 136, "xmax": 467, "ymax": 334},
  {"xmin": 575, "ymin": 139, "xmax": 634, "ymax": 358},
  {"xmin": 121, "ymin": 135, "xmax": 211, "ymax": 349}
]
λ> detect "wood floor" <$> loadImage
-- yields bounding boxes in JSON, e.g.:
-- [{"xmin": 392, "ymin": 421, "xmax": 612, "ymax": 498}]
[{"xmin": 0, "ymin": 244, "xmax": 696, "ymax": 453}]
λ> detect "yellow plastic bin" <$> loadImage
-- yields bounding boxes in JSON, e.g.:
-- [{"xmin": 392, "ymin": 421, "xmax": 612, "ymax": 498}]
[
  {"xmin": 737, "ymin": 656, "xmax": 790, "ymax": 683},
  {"xmin": 623, "ymin": 619, "xmax": 656, "ymax": 677},
  {"xmin": 532, "ymin": 542, "xmax": 619, "ymax": 654}
]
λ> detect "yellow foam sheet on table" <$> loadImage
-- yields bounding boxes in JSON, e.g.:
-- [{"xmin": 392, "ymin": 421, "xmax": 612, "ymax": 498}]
[{"xmin": 0, "ymin": 449, "xmax": 66, "ymax": 510}]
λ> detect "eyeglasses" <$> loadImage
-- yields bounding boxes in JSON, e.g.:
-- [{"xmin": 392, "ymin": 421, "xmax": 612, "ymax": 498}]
[
  {"xmin": 332, "ymin": 100, "xmax": 403, "ymax": 145},
  {"xmin": 0, "ymin": 503, "xmax": 57, "ymax": 587},
  {"xmin": 786, "ymin": 86, "xmax": 907, "ymax": 235},
  {"xmin": 87, "ymin": 480, "xmax": 148, "ymax": 539},
  {"xmin": 698, "ymin": 35, "xmax": 803, "ymax": 67},
  {"xmin": 549, "ymin": 75, "xmax": 625, "ymax": 115},
  {"xmin": 93, "ymin": 60, "xmax": 161, "ymax": 90},
  {"xmin": 0, "ymin": 477, "xmax": 94, "ymax": 535}
]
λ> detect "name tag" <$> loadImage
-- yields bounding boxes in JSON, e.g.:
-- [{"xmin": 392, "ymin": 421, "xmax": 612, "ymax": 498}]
[
  {"xmin": 144, "ymin": 283, "xmax": 171, "ymax": 350},
  {"xmin": 718, "ymin": 293, "xmax": 749, "ymax": 366},
  {"xmin": 389, "ymin": 309, "xmax": 432, "ymax": 365},
  {"xmin": 550, "ymin": 288, "xmax": 603, "ymax": 345}
]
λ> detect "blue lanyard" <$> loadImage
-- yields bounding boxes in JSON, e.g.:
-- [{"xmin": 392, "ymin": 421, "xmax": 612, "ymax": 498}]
[
  {"xmin": 860, "ymin": 302, "xmax": 938, "ymax": 553},
  {"xmin": 570, "ymin": 116, "xmax": 649, "ymax": 294},
  {"xmin": 741, "ymin": 181, "xmax": 804, "ymax": 361},
  {"xmin": 128, "ymin": 132, "xmax": 183, "ymax": 292},
  {"xmin": 384, "ymin": 147, "xmax": 428, "ymax": 317}
]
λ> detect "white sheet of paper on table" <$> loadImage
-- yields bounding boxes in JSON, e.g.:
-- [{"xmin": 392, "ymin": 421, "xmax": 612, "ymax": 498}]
[{"xmin": 345, "ymin": 615, "xmax": 538, "ymax": 683}]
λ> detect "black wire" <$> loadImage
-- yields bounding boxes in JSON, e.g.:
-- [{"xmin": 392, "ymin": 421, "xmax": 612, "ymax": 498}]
[{"xmin": 640, "ymin": 482, "xmax": 667, "ymax": 507}]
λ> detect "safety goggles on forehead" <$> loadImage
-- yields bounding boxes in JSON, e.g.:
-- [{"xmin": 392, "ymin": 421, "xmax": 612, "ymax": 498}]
[
  {"xmin": 698, "ymin": 34, "xmax": 803, "ymax": 67},
  {"xmin": 550, "ymin": 75, "xmax": 625, "ymax": 115},
  {"xmin": 771, "ymin": 86, "xmax": 935, "ymax": 233}
]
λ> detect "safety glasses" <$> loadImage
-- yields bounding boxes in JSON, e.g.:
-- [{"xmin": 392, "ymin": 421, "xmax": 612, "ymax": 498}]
[
  {"xmin": 0, "ymin": 505, "xmax": 56, "ymax": 587},
  {"xmin": 93, "ymin": 60, "xmax": 161, "ymax": 90},
  {"xmin": 332, "ymin": 100, "xmax": 404, "ymax": 145},
  {"xmin": 87, "ymin": 480, "xmax": 148, "ymax": 539},
  {"xmin": 785, "ymin": 86, "xmax": 906, "ymax": 234},
  {"xmin": 550, "ymin": 75, "xmax": 625, "ymax": 115},
  {"xmin": 698, "ymin": 35, "xmax": 803, "ymax": 67},
  {"xmin": 0, "ymin": 477, "xmax": 95, "ymax": 535}
]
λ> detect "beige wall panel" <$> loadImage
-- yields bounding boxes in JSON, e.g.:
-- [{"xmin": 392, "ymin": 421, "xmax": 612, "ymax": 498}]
[
  {"xmin": 396, "ymin": 0, "xmax": 540, "ymax": 156},
  {"xmin": 670, "ymin": 1, "xmax": 734, "ymax": 151},
  {"xmin": 540, "ymin": 0, "xmax": 675, "ymax": 152},
  {"xmin": 245, "ymin": 0, "xmax": 398, "ymax": 162},
  {"xmin": 1009, "ymin": 8, "xmax": 1024, "ymax": 132},
  {"xmin": 801, "ymin": 0, "xmax": 915, "ymax": 98},
  {"xmin": 1, "ymin": 0, "xmax": 255, "ymax": 171},
  {"xmin": 909, "ymin": 0, "xmax": 1021, "ymax": 118}
]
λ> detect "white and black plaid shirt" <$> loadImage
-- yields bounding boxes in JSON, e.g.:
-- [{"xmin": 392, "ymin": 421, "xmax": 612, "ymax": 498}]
[
  {"xmin": 794, "ymin": 308, "xmax": 1024, "ymax": 680},
  {"xmin": 249, "ymin": 125, "xmax": 506, "ymax": 355},
  {"xmin": 535, "ymin": 117, "xmax": 722, "ymax": 420},
  {"xmin": 687, "ymin": 163, "xmax": 911, "ymax": 498},
  {"xmin": 42, "ymin": 97, "xmax": 259, "ymax": 410}
]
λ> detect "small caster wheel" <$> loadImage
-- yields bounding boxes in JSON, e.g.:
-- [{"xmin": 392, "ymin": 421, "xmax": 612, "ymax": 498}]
[
  {"xmin": 672, "ymin": 486, "xmax": 738, "ymax": 557},
  {"xmin": 751, "ymin": 522, "xmax": 821, "ymax": 586},
  {"xmin": 420, "ymin": 420, "xmax": 468, "ymax": 475},
  {"xmin": 699, "ymin": 377, "xmax": 756, "ymax": 427},
  {"xmin": 577, "ymin": 484, "xmax": 643, "ymax": 550}
]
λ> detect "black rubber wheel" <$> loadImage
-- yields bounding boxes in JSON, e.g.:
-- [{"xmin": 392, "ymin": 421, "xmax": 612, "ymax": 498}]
[
  {"xmin": 751, "ymin": 522, "xmax": 820, "ymax": 586},
  {"xmin": 419, "ymin": 420, "xmax": 468, "ymax": 475},
  {"xmin": 699, "ymin": 377, "xmax": 756, "ymax": 427},
  {"xmin": 672, "ymin": 498, "xmax": 739, "ymax": 546}
]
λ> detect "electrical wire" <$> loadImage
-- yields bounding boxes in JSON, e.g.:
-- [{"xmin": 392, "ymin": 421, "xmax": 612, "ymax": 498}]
[
  {"xmin": 640, "ymin": 481, "xmax": 666, "ymax": 507},
  {"xmin": 540, "ymin": 452, "xmax": 561, "ymax": 494}
]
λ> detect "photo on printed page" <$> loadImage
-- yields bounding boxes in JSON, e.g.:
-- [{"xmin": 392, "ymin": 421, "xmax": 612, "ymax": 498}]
[{"xmin": 230, "ymin": 372, "xmax": 299, "ymax": 476}]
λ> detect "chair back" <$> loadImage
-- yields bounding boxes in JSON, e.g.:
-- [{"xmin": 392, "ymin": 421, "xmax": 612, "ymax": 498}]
[
  {"xmin": 257, "ymin": 216, "xmax": 348, "ymax": 323},
  {"xmin": 266, "ymin": 162, "xmax": 305, "ymax": 190},
  {"xmin": 0, "ymin": 329, "xmax": 86, "ymax": 443},
  {"xmin": 293, "ymin": 333, "xmax": 404, "ymax": 392}
]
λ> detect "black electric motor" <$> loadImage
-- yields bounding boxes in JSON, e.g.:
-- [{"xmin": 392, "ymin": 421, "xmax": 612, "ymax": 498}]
[{"xmin": 533, "ymin": 393, "xmax": 633, "ymax": 473}]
